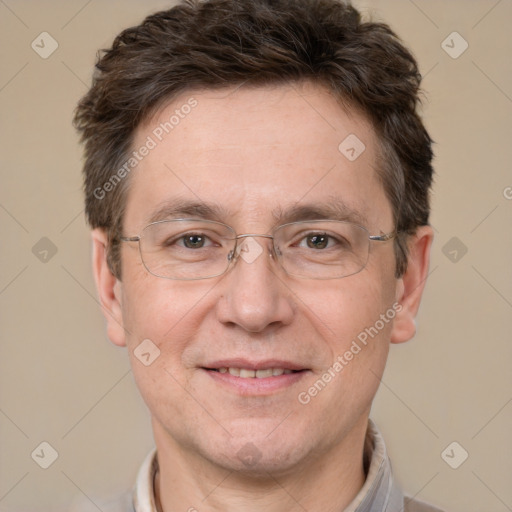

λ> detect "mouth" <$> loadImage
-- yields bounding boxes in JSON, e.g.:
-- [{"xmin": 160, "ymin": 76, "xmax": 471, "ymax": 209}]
[
  {"xmin": 207, "ymin": 367, "xmax": 301, "ymax": 378},
  {"xmin": 201, "ymin": 360, "xmax": 309, "ymax": 394}
]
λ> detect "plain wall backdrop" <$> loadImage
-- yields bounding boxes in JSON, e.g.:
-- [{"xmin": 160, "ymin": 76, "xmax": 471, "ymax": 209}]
[{"xmin": 0, "ymin": 1, "xmax": 511, "ymax": 511}]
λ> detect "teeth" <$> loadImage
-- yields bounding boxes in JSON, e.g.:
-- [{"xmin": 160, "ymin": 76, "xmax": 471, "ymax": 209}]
[
  {"xmin": 216, "ymin": 367, "xmax": 298, "ymax": 378},
  {"xmin": 255, "ymin": 368, "xmax": 273, "ymax": 378}
]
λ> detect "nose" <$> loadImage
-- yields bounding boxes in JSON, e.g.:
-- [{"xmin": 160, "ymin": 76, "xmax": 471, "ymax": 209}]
[{"xmin": 215, "ymin": 235, "xmax": 294, "ymax": 333}]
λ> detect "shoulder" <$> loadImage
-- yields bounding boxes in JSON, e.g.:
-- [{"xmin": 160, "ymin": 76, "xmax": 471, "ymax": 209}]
[{"xmin": 404, "ymin": 496, "xmax": 446, "ymax": 512}]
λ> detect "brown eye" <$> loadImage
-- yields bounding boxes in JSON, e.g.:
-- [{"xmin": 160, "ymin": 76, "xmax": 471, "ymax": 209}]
[
  {"xmin": 306, "ymin": 234, "xmax": 329, "ymax": 249},
  {"xmin": 183, "ymin": 234, "xmax": 206, "ymax": 248}
]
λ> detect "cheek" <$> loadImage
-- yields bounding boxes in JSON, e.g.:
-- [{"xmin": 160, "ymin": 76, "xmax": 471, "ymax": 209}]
[
  {"xmin": 294, "ymin": 276, "xmax": 395, "ymax": 425},
  {"xmin": 119, "ymin": 279, "xmax": 211, "ymax": 424},
  {"xmin": 300, "ymin": 271, "xmax": 395, "ymax": 392},
  {"xmin": 122, "ymin": 259, "xmax": 188, "ymax": 325},
  {"xmin": 302, "ymin": 269, "xmax": 395, "ymax": 344},
  {"xmin": 120, "ymin": 273, "xmax": 213, "ymax": 371}
]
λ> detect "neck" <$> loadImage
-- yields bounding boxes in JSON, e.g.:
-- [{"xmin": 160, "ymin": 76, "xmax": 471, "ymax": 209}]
[{"xmin": 153, "ymin": 416, "xmax": 368, "ymax": 512}]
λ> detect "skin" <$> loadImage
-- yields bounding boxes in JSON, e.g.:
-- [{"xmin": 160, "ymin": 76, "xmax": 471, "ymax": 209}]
[{"xmin": 92, "ymin": 82, "xmax": 433, "ymax": 512}]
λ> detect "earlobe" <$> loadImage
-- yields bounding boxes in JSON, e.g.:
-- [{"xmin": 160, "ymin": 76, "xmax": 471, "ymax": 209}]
[
  {"xmin": 91, "ymin": 228, "xmax": 127, "ymax": 347},
  {"xmin": 390, "ymin": 225, "xmax": 433, "ymax": 344}
]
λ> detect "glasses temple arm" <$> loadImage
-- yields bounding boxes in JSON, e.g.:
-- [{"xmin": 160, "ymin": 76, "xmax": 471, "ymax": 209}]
[{"xmin": 369, "ymin": 232, "xmax": 396, "ymax": 242}]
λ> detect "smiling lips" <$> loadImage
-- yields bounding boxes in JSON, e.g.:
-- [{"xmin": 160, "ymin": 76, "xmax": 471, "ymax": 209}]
[
  {"xmin": 203, "ymin": 359, "xmax": 307, "ymax": 380},
  {"xmin": 203, "ymin": 360, "xmax": 309, "ymax": 394},
  {"xmin": 211, "ymin": 367, "xmax": 297, "ymax": 378}
]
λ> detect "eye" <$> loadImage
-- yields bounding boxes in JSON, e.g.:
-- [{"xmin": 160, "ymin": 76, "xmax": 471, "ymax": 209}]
[
  {"xmin": 304, "ymin": 233, "xmax": 329, "ymax": 250},
  {"xmin": 165, "ymin": 232, "xmax": 216, "ymax": 249},
  {"xmin": 298, "ymin": 233, "xmax": 340, "ymax": 250},
  {"xmin": 182, "ymin": 234, "xmax": 208, "ymax": 249}
]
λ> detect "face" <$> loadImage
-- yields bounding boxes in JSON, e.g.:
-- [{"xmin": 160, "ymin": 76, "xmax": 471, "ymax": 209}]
[{"xmin": 94, "ymin": 82, "xmax": 429, "ymax": 477}]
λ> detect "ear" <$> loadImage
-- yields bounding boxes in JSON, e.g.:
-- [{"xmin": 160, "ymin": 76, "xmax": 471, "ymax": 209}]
[
  {"xmin": 390, "ymin": 225, "xmax": 433, "ymax": 344},
  {"xmin": 91, "ymin": 228, "xmax": 127, "ymax": 347}
]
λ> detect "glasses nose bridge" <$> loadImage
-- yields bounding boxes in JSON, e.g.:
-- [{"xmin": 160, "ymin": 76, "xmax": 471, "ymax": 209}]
[
  {"xmin": 230, "ymin": 232, "xmax": 280, "ymax": 267},
  {"xmin": 234, "ymin": 233, "xmax": 276, "ymax": 253},
  {"xmin": 235, "ymin": 233, "xmax": 274, "ymax": 241}
]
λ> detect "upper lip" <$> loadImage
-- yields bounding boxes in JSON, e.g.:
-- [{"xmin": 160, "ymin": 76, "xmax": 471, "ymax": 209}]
[{"xmin": 203, "ymin": 359, "xmax": 308, "ymax": 371}]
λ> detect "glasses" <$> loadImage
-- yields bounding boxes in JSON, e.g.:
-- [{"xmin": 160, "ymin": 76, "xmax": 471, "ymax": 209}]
[{"xmin": 120, "ymin": 218, "xmax": 396, "ymax": 280}]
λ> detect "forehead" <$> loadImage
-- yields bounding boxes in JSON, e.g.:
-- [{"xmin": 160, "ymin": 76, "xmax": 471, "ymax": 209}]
[{"xmin": 125, "ymin": 82, "xmax": 391, "ymax": 230}]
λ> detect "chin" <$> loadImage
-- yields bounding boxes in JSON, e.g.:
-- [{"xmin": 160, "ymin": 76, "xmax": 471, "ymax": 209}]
[
  {"xmin": 199, "ymin": 425, "xmax": 313, "ymax": 477},
  {"xmin": 211, "ymin": 446, "xmax": 307, "ymax": 477}
]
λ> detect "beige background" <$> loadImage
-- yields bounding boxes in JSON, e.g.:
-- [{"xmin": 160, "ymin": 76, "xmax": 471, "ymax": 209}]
[{"xmin": 1, "ymin": 0, "xmax": 511, "ymax": 511}]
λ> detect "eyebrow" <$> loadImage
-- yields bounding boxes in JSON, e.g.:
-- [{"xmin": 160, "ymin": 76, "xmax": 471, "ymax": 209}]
[
  {"xmin": 271, "ymin": 201, "xmax": 368, "ymax": 227},
  {"xmin": 147, "ymin": 198, "xmax": 229, "ymax": 224},
  {"xmin": 146, "ymin": 197, "xmax": 368, "ymax": 228}
]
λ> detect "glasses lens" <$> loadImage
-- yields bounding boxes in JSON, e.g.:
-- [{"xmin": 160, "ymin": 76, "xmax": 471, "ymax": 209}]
[
  {"xmin": 139, "ymin": 220, "xmax": 236, "ymax": 280},
  {"xmin": 274, "ymin": 221, "xmax": 370, "ymax": 279}
]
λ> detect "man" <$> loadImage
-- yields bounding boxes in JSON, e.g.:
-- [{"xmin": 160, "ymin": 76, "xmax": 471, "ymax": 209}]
[{"xmin": 73, "ymin": 0, "xmax": 441, "ymax": 510}]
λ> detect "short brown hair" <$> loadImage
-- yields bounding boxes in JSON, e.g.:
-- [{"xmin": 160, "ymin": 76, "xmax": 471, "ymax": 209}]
[{"xmin": 74, "ymin": 0, "xmax": 434, "ymax": 278}]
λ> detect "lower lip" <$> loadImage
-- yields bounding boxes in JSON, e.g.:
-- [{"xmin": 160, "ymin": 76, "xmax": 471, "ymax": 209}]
[{"xmin": 203, "ymin": 369, "xmax": 309, "ymax": 395}]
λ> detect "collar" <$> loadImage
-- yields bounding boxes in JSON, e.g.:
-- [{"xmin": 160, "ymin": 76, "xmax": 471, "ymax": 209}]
[
  {"xmin": 344, "ymin": 419, "xmax": 404, "ymax": 512},
  {"xmin": 132, "ymin": 419, "xmax": 403, "ymax": 512}
]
